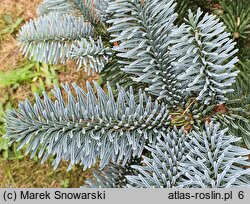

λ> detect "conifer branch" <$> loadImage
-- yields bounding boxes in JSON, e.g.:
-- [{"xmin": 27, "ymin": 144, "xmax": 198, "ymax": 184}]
[
  {"xmin": 84, "ymin": 158, "xmax": 140, "ymax": 188},
  {"xmin": 37, "ymin": 0, "xmax": 106, "ymax": 24},
  {"xmin": 4, "ymin": 82, "xmax": 170, "ymax": 170},
  {"xmin": 127, "ymin": 127, "xmax": 189, "ymax": 188},
  {"xmin": 18, "ymin": 13, "xmax": 94, "ymax": 65},
  {"xmin": 170, "ymin": 8, "xmax": 239, "ymax": 105},
  {"xmin": 70, "ymin": 37, "xmax": 112, "ymax": 74},
  {"xmin": 107, "ymin": 0, "xmax": 184, "ymax": 106},
  {"xmin": 180, "ymin": 122, "xmax": 250, "ymax": 188}
]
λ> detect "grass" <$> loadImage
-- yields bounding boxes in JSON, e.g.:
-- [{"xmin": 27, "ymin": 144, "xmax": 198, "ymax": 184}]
[
  {"xmin": 0, "ymin": 157, "xmax": 93, "ymax": 188},
  {"xmin": 0, "ymin": 62, "xmax": 39, "ymax": 88}
]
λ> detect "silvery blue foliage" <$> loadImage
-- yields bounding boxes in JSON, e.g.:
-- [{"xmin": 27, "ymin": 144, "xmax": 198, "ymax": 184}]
[
  {"xmin": 107, "ymin": 0, "xmax": 184, "ymax": 105},
  {"xmin": 18, "ymin": 13, "xmax": 94, "ymax": 64},
  {"xmin": 4, "ymin": 82, "xmax": 170, "ymax": 170},
  {"xmin": 37, "ymin": 0, "xmax": 101, "ymax": 24},
  {"xmin": 4, "ymin": 0, "xmax": 248, "ymax": 189},
  {"xmin": 126, "ymin": 123, "xmax": 250, "ymax": 188},
  {"xmin": 179, "ymin": 122, "xmax": 250, "ymax": 188},
  {"xmin": 70, "ymin": 37, "xmax": 112, "ymax": 74},
  {"xmin": 84, "ymin": 158, "xmax": 140, "ymax": 188},
  {"xmin": 19, "ymin": 0, "xmax": 112, "ymax": 73},
  {"xmin": 170, "ymin": 8, "xmax": 239, "ymax": 105},
  {"xmin": 94, "ymin": 0, "xmax": 110, "ymax": 21},
  {"xmin": 126, "ymin": 128, "xmax": 189, "ymax": 188},
  {"xmin": 37, "ymin": 0, "xmax": 87, "ymax": 16}
]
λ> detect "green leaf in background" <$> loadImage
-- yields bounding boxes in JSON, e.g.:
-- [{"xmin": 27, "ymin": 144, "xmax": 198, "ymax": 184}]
[
  {"xmin": 0, "ymin": 62, "xmax": 39, "ymax": 88},
  {"xmin": 0, "ymin": 14, "xmax": 23, "ymax": 37},
  {"xmin": 0, "ymin": 60, "xmax": 61, "ymax": 89},
  {"xmin": 31, "ymin": 63, "xmax": 61, "ymax": 95},
  {"xmin": 0, "ymin": 137, "xmax": 8, "ymax": 151},
  {"xmin": 0, "ymin": 60, "xmax": 61, "ymax": 161},
  {"xmin": 31, "ymin": 77, "xmax": 46, "ymax": 95},
  {"xmin": 0, "ymin": 102, "xmax": 9, "ymax": 159},
  {"xmin": 36, "ymin": 63, "xmax": 60, "ymax": 88},
  {"xmin": 61, "ymin": 179, "xmax": 70, "ymax": 188}
]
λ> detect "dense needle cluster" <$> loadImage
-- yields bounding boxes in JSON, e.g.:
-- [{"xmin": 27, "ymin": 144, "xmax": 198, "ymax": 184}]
[{"xmin": 3, "ymin": 0, "xmax": 250, "ymax": 188}]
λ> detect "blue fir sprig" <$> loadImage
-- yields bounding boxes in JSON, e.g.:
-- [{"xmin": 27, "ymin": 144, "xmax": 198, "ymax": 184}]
[
  {"xmin": 37, "ymin": 0, "xmax": 106, "ymax": 24},
  {"xmin": 3, "ymin": 0, "xmax": 249, "ymax": 188},
  {"xmin": 127, "ymin": 127, "xmax": 189, "ymax": 188},
  {"xmin": 126, "ymin": 123, "xmax": 250, "ymax": 188},
  {"xmin": 170, "ymin": 8, "xmax": 239, "ymax": 105},
  {"xmin": 4, "ymin": 82, "xmax": 170, "ymax": 170},
  {"xmin": 18, "ymin": 13, "xmax": 94, "ymax": 64},
  {"xmin": 84, "ymin": 157, "xmax": 140, "ymax": 188},
  {"xmin": 107, "ymin": 0, "xmax": 184, "ymax": 105},
  {"xmin": 70, "ymin": 36, "xmax": 112, "ymax": 74},
  {"xmin": 180, "ymin": 122, "xmax": 250, "ymax": 188}
]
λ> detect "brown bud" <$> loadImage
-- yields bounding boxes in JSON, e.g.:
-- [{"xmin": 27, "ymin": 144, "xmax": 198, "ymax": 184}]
[
  {"xmin": 212, "ymin": 3, "xmax": 222, "ymax": 10},
  {"xmin": 114, "ymin": 42, "xmax": 119, "ymax": 46},
  {"xmin": 233, "ymin": 32, "xmax": 240, "ymax": 39},
  {"xmin": 203, "ymin": 116, "xmax": 211, "ymax": 124},
  {"xmin": 184, "ymin": 124, "xmax": 192, "ymax": 134},
  {"xmin": 170, "ymin": 115, "xmax": 177, "ymax": 121},
  {"xmin": 213, "ymin": 104, "xmax": 227, "ymax": 115}
]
